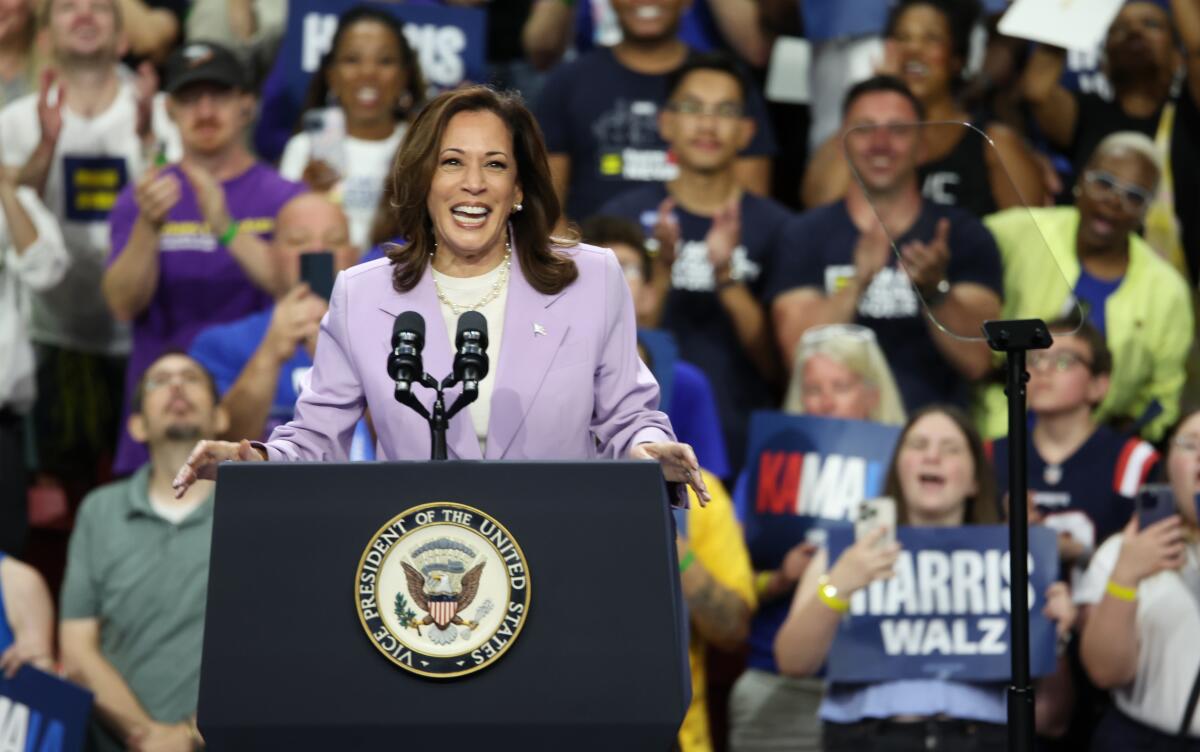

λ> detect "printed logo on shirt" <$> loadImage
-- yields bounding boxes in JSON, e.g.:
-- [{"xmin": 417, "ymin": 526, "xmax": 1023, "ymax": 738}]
[
  {"xmin": 593, "ymin": 99, "xmax": 679, "ymax": 182},
  {"xmin": 61, "ymin": 156, "xmax": 128, "ymax": 222},
  {"xmin": 355, "ymin": 502, "xmax": 530, "ymax": 678},
  {"xmin": 671, "ymin": 240, "xmax": 760, "ymax": 291},
  {"xmin": 922, "ymin": 172, "xmax": 960, "ymax": 206},
  {"xmin": 158, "ymin": 216, "xmax": 277, "ymax": 252},
  {"xmin": 824, "ymin": 264, "xmax": 920, "ymax": 319}
]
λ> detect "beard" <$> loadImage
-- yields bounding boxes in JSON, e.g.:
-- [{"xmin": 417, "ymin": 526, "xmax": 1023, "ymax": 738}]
[{"xmin": 164, "ymin": 424, "xmax": 205, "ymax": 443}]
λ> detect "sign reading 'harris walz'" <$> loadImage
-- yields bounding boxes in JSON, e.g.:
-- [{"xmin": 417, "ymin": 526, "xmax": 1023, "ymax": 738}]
[
  {"xmin": 823, "ymin": 525, "xmax": 1059, "ymax": 683},
  {"xmin": 355, "ymin": 503, "xmax": 531, "ymax": 679},
  {"xmin": 741, "ymin": 412, "xmax": 901, "ymax": 569}
]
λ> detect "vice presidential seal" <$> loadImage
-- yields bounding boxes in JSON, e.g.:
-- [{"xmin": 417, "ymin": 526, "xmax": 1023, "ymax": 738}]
[{"xmin": 354, "ymin": 502, "xmax": 530, "ymax": 678}]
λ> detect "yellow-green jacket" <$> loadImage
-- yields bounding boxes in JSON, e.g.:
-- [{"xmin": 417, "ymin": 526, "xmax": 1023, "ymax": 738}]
[{"xmin": 977, "ymin": 206, "xmax": 1192, "ymax": 441}]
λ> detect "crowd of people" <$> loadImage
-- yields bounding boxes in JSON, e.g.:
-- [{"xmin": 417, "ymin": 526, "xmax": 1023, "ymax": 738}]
[{"xmin": 1, "ymin": 0, "xmax": 1199, "ymax": 749}]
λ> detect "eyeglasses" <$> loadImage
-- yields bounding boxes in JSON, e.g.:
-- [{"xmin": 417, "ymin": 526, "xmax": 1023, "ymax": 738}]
[
  {"xmin": 144, "ymin": 370, "xmax": 208, "ymax": 392},
  {"xmin": 1173, "ymin": 435, "xmax": 1200, "ymax": 453},
  {"xmin": 1082, "ymin": 170, "xmax": 1154, "ymax": 213},
  {"xmin": 665, "ymin": 100, "xmax": 745, "ymax": 119},
  {"xmin": 1028, "ymin": 351, "xmax": 1093, "ymax": 373}
]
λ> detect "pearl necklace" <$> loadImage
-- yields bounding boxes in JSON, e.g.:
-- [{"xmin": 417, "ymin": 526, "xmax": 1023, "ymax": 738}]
[{"xmin": 432, "ymin": 243, "xmax": 512, "ymax": 316}]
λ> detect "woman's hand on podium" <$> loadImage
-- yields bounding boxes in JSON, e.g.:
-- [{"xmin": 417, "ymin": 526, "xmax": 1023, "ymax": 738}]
[
  {"xmin": 172, "ymin": 439, "xmax": 265, "ymax": 498},
  {"xmin": 629, "ymin": 441, "xmax": 710, "ymax": 506}
]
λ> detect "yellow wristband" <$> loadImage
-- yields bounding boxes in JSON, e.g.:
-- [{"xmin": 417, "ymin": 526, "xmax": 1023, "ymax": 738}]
[
  {"xmin": 755, "ymin": 571, "xmax": 774, "ymax": 597},
  {"xmin": 1105, "ymin": 580, "xmax": 1138, "ymax": 602},
  {"xmin": 817, "ymin": 575, "xmax": 850, "ymax": 614}
]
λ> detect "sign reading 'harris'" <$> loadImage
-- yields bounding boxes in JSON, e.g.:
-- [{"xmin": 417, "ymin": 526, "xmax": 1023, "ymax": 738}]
[
  {"xmin": 355, "ymin": 503, "xmax": 530, "ymax": 679},
  {"xmin": 823, "ymin": 525, "xmax": 1060, "ymax": 683}
]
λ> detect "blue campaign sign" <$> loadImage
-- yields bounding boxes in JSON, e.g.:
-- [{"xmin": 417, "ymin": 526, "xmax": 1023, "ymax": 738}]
[
  {"xmin": 0, "ymin": 666, "xmax": 93, "ymax": 752},
  {"xmin": 740, "ymin": 411, "xmax": 901, "ymax": 570},
  {"xmin": 823, "ymin": 525, "xmax": 1060, "ymax": 683},
  {"xmin": 255, "ymin": 0, "xmax": 487, "ymax": 161}
]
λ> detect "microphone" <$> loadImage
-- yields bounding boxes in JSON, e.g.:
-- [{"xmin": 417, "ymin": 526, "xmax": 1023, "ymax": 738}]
[
  {"xmin": 453, "ymin": 311, "xmax": 489, "ymax": 388},
  {"xmin": 388, "ymin": 311, "xmax": 426, "ymax": 395}
]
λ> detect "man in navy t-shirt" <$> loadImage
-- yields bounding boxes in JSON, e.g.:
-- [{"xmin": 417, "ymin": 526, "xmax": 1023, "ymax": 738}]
[
  {"xmin": 535, "ymin": 0, "xmax": 777, "ymax": 223},
  {"xmin": 991, "ymin": 321, "xmax": 1158, "ymax": 576},
  {"xmin": 189, "ymin": 194, "xmax": 356, "ymax": 443},
  {"xmin": 599, "ymin": 54, "xmax": 791, "ymax": 476},
  {"xmin": 767, "ymin": 76, "xmax": 1003, "ymax": 412}
]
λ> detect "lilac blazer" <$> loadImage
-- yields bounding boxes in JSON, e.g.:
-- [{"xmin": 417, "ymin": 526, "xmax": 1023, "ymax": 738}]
[{"xmin": 261, "ymin": 243, "xmax": 676, "ymax": 461}]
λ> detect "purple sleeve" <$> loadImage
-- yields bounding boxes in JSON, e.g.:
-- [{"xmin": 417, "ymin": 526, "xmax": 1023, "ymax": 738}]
[{"xmin": 106, "ymin": 182, "xmax": 140, "ymax": 267}]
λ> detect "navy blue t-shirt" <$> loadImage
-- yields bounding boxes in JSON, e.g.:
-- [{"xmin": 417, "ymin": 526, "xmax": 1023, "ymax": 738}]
[
  {"xmin": 536, "ymin": 47, "xmax": 778, "ymax": 223},
  {"xmin": 602, "ymin": 184, "xmax": 793, "ymax": 474},
  {"xmin": 764, "ymin": 201, "xmax": 1003, "ymax": 412},
  {"xmin": 991, "ymin": 425, "xmax": 1158, "ymax": 558}
]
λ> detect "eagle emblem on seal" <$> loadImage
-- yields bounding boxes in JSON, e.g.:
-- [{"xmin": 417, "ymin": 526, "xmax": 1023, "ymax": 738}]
[{"xmin": 397, "ymin": 537, "xmax": 488, "ymax": 645}]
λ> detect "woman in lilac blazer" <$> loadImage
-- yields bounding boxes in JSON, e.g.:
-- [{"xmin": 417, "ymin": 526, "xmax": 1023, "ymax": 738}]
[{"xmin": 174, "ymin": 86, "xmax": 709, "ymax": 503}]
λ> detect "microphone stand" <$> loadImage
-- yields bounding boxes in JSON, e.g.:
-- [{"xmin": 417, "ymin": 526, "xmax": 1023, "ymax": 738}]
[
  {"xmin": 982, "ymin": 319, "xmax": 1052, "ymax": 752},
  {"xmin": 392, "ymin": 372, "xmax": 479, "ymax": 461}
]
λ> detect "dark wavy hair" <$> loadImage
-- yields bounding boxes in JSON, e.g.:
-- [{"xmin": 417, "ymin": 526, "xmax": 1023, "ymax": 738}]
[
  {"xmin": 883, "ymin": 404, "xmax": 998, "ymax": 525},
  {"xmin": 884, "ymin": 0, "xmax": 982, "ymax": 92},
  {"xmin": 384, "ymin": 86, "xmax": 578, "ymax": 294},
  {"xmin": 300, "ymin": 6, "xmax": 426, "ymax": 128}
]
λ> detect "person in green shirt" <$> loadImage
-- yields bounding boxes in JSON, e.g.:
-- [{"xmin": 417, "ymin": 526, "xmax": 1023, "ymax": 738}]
[{"xmin": 59, "ymin": 351, "xmax": 227, "ymax": 752}]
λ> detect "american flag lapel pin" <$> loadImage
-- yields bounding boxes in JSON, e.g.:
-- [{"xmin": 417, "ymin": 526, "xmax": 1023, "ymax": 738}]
[{"xmin": 533, "ymin": 323, "xmax": 547, "ymax": 337}]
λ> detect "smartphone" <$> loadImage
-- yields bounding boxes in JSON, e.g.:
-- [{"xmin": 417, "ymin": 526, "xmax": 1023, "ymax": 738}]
[
  {"xmin": 302, "ymin": 108, "xmax": 346, "ymax": 174},
  {"xmin": 856, "ymin": 496, "xmax": 897, "ymax": 548},
  {"xmin": 1136, "ymin": 483, "xmax": 1177, "ymax": 530},
  {"xmin": 300, "ymin": 251, "xmax": 335, "ymax": 301}
]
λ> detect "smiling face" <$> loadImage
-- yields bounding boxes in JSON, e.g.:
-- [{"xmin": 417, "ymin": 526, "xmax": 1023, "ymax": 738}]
[
  {"xmin": 895, "ymin": 411, "xmax": 978, "ymax": 526},
  {"xmin": 1075, "ymin": 148, "xmax": 1158, "ymax": 251},
  {"xmin": 1027, "ymin": 336, "xmax": 1108, "ymax": 416},
  {"xmin": 842, "ymin": 91, "xmax": 921, "ymax": 197},
  {"xmin": 889, "ymin": 3, "xmax": 958, "ymax": 102},
  {"xmin": 800, "ymin": 353, "xmax": 878, "ymax": 421},
  {"xmin": 612, "ymin": 0, "xmax": 690, "ymax": 44},
  {"xmin": 659, "ymin": 68, "xmax": 753, "ymax": 174},
  {"xmin": 47, "ymin": 0, "xmax": 120, "ymax": 63},
  {"xmin": 426, "ymin": 109, "xmax": 523, "ymax": 267},
  {"xmin": 326, "ymin": 19, "xmax": 407, "ymax": 135},
  {"xmin": 1168, "ymin": 411, "xmax": 1200, "ymax": 527}
]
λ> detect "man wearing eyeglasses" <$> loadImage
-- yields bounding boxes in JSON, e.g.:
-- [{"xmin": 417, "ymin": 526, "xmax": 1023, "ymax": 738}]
[
  {"xmin": 990, "ymin": 320, "xmax": 1159, "ymax": 579},
  {"xmin": 59, "ymin": 351, "xmax": 224, "ymax": 752},
  {"xmin": 598, "ymin": 53, "xmax": 793, "ymax": 477},
  {"xmin": 980, "ymin": 132, "xmax": 1192, "ymax": 443}
]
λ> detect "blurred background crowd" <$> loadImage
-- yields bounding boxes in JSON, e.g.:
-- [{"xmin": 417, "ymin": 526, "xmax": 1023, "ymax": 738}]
[{"xmin": 1, "ymin": 0, "xmax": 1200, "ymax": 749}]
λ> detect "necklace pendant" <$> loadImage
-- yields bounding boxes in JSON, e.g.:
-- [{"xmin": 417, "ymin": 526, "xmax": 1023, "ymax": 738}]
[{"xmin": 1043, "ymin": 464, "xmax": 1062, "ymax": 486}]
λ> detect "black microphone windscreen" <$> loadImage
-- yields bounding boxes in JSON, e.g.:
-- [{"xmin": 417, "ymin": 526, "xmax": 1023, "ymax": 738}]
[
  {"xmin": 456, "ymin": 311, "xmax": 489, "ymax": 350},
  {"xmin": 394, "ymin": 311, "xmax": 425, "ymax": 348}
]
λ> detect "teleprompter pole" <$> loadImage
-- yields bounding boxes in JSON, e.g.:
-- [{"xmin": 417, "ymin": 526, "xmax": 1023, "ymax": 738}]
[{"xmin": 982, "ymin": 319, "xmax": 1052, "ymax": 752}]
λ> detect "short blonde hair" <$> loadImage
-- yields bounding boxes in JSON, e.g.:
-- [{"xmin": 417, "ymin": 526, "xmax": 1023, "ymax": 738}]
[
  {"xmin": 784, "ymin": 324, "xmax": 907, "ymax": 426},
  {"xmin": 1088, "ymin": 131, "xmax": 1162, "ymax": 193}
]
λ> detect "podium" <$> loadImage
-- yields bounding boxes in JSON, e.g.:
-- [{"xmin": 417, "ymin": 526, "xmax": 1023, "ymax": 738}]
[{"xmin": 196, "ymin": 461, "xmax": 690, "ymax": 750}]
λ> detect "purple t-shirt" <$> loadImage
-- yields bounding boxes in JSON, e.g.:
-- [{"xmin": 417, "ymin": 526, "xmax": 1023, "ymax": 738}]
[{"xmin": 107, "ymin": 162, "xmax": 305, "ymax": 474}]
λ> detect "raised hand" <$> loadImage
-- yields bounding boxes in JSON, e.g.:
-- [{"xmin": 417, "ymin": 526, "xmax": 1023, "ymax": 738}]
[
  {"xmin": 264, "ymin": 283, "xmax": 328, "ymax": 361},
  {"xmin": 179, "ymin": 160, "xmax": 233, "ymax": 241},
  {"xmin": 172, "ymin": 438, "xmax": 265, "ymax": 498},
  {"xmin": 1042, "ymin": 581, "xmax": 1076, "ymax": 638},
  {"xmin": 706, "ymin": 196, "xmax": 740, "ymax": 284},
  {"xmin": 134, "ymin": 61, "xmax": 159, "ymax": 144},
  {"xmin": 825, "ymin": 527, "xmax": 901, "ymax": 595},
  {"xmin": 652, "ymin": 196, "xmax": 680, "ymax": 269},
  {"xmin": 134, "ymin": 167, "xmax": 182, "ymax": 228},
  {"xmin": 36, "ymin": 69, "xmax": 64, "ymax": 148},
  {"xmin": 1112, "ymin": 514, "xmax": 1187, "ymax": 586},
  {"xmin": 852, "ymin": 217, "xmax": 892, "ymax": 288},
  {"xmin": 629, "ymin": 441, "xmax": 710, "ymax": 506},
  {"xmin": 900, "ymin": 217, "xmax": 951, "ymax": 294}
]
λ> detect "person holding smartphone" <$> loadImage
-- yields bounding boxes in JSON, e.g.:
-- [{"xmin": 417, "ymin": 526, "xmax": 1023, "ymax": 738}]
[
  {"xmin": 279, "ymin": 6, "xmax": 426, "ymax": 255},
  {"xmin": 774, "ymin": 405, "xmax": 1077, "ymax": 750},
  {"xmin": 1075, "ymin": 408, "xmax": 1200, "ymax": 749}
]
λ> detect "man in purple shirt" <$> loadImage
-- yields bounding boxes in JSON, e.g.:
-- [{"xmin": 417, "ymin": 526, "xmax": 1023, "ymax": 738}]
[{"xmin": 103, "ymin": 41, "xmax": 305, "ymax": 475}]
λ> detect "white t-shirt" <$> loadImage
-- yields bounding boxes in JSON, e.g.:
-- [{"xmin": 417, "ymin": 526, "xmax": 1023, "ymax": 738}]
[
  {"xmin": 278, "ymin": 123, "xmax": 407, "ymax": 253},
  {"xmin": 0, "ymin": 72, "xmax": 176, "ymax": 355},
  {"xmin": 1076, "ymin": 534, "xmax": 1200, "ymax": 736},
  {"xmin": 0, "ymin": 188, "xmax": 69, "ymax": 412},
  {"xmin": 431, "ymin": 262, "xmax": 509, "ymax": 456}
]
